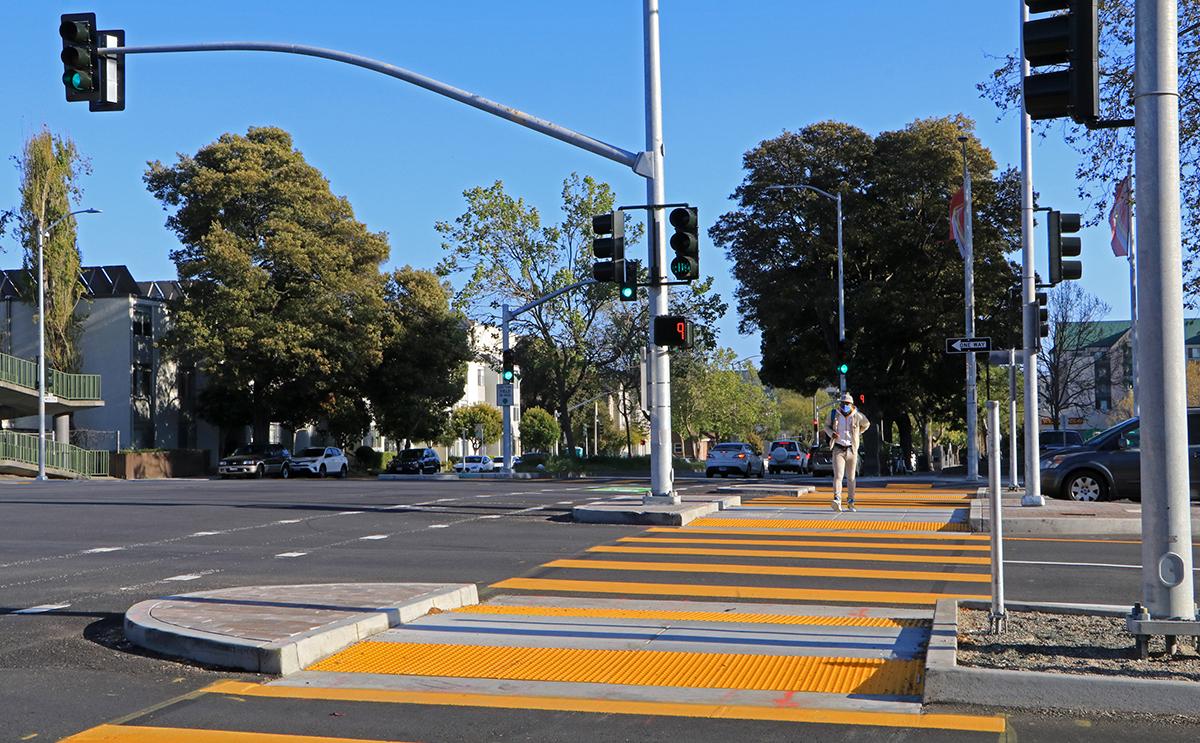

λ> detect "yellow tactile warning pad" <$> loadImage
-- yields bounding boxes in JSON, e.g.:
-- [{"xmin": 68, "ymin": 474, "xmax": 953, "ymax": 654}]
[
  {"xmin": 542, "ymin": 558, "xmax": 991, "ymax": 583},
  {"xmin": 453, "ymin": 603, "xmax": 928, "ymax": 628},
  {"xmin": 589, "ymin": 544, "xmax": 990, "ymax": 565},
  {"xmin": 649, "ymin": 526, "xmax": 989, "ymax": 541},
  {"xmin": 307, "ymin": 642, "xmax": 924, "ymax": 696},
  {"xmin": 623, "ymin": 535, "xmax": 991, "ymax": 551},
  {"xmin": 689, "ymin": 518, "xmax": 971, "ymax": 532}
]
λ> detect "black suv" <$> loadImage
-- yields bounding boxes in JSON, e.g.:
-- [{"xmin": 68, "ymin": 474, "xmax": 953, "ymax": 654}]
[
  {"xmin": 219, "ymin": 444, "xmax": 292, "ymax": 479},
  {"xmin": 388, "ymin": 447, "xmax": 441, "ymax": 475}
]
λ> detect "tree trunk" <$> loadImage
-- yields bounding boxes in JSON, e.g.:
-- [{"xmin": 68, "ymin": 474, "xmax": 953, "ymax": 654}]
[
  {"xmin": 897, "ymin": 413, "xmax": 913, "ymax": 470},
  {"xmin": 920, "ymin": 416, "xmax": 933, "ymax": 472}
]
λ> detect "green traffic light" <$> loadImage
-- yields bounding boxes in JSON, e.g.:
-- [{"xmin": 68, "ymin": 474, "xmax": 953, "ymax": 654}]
[
  {"xmin": 502, "ymin": 370, "xmax": 514, "ymax": 381},
  {"xmin": 63, "ymin": 71, "xmax": 91, "ymax": 91},
  {"xmin": 837, "ymin": 363, "xmax": 849, "ymax": 374},
  {"xmin": 620, "ymin": 286, "xmax": 634, "ymax": 299}
]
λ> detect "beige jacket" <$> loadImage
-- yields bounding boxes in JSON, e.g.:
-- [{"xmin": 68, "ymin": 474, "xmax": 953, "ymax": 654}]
[{"xmin": 824, "ymin": 407, "xmax": 871, "ymax": 456}]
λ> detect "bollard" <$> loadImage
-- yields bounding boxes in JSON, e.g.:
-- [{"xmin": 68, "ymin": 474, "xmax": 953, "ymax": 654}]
[{"xmin": 987, "ymin": 400, "xmax": 1007, "ymax": 633}]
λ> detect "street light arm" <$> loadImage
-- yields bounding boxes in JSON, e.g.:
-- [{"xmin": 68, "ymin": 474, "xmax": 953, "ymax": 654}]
[
  {"xmin": 41, "ymin": 208, "xmax": 102, "ymax": 237},
  {"xmin": 767, "ymin": 183, "xmax": 838, "ymax": 202}
]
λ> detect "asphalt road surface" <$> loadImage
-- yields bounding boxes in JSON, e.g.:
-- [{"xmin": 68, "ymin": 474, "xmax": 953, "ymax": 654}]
[{"xmin": 1, "ymin": 475, "xmax": 1195, "ymax": 742}]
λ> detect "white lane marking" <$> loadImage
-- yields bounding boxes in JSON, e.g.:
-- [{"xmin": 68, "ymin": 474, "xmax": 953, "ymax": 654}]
[
  {"xmin": 276, "ymin": 519, "xmax": 302, "ymax": 524},
  {"xmin": 81, "ymin": 547, "xmax": 124, "ymax": 554},
  {"xmin": 163, "ymin": 573, "xmax": 205, "ymax": 582},
  {"xmin": 275, "ymin": 552, "xmax": 308, "ymax": 558},
  {"xmin": 1004, "ymin": 559, "xmax": 1200, "ymax": 571},
  {"xmin": 428, "ymin": 524, "xmax": 450, "ymax": 529},
  {"xmin": 480, "ymin": 515, "xmax": 502, "ymax": 519},
  {"xmin": 338, "ymin": 511, "xmax": 364, "ymax": 515},
  {"xmin": 190, "ymin": 531, "xmax": 222, "ymax": 537},
  {"xmin": 12, "ymin": 603, "xmax": 70, "ymax": 614},
  {"xmin": 119, "ymin": 569, "xmax": 222, "ymax": 592},
  {"xmin": 435, "ymin": 498, "xmax": 456, "ymax": 503},
  {"xmin": 359, "ymin": 535, "xmax": 389, "ymax": 540},
  {"xmin": 556, "ymin": 501, "xmax": 574, "ymax": 505}
]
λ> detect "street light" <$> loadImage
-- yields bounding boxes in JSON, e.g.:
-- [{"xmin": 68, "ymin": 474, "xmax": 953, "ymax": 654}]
[
  {"xmin": 35, "ymin": 207, "xmax": 101, "ymax": 480},
  {"xmin": 766, "ymin": 183, "xmax": 845, "ymax": 393}
]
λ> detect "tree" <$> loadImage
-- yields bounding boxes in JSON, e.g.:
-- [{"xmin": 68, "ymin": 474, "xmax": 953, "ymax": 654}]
[
  {"xmin": 520, "ymin": 406, "xmax": 559, "ymax": 453},
  {"xmin": 368, "ymin": 266, "xmax": 471, "ymax": 446},
  {"xmin": 671, "ymin": 347, "xmax": 779, "ymax": 448},
  {"xmin": 1039, "ymin": 283, "xmax": 1113, "ymax": 425},
  {"xmin": 1188, "ymin": 362, "xmax": 1200, "ymax": 408},
  {"xmin": 980, "ymin": 1, "xmax": 1200, "ymax": 297},
  {"xmin": 710, "ymin": 117, "xmax": 1020, "ymax": 466},
  {"xmin": 450, "ymin": 402, "xmax": 502, "ymax": 452},
  {"xmin": 145, "ymin": 127, "xmax": 389, "ymax": 443},
  {"xmin": 10, "ymin": 130, "xmax": 89, "ymax": 371}
]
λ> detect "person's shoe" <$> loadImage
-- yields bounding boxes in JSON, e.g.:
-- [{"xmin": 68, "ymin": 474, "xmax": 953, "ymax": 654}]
[
  {"xmin": 832, "ymin": 499, "xmax": 842, "ymax": 512},
  {"xmin": 847, "ymin": 502, "xmax": 857, "ymax": 512}
]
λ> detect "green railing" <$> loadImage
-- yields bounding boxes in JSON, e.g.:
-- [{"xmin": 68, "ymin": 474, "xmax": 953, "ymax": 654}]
[
  {"xmin": 0, "ymin": 430, "xmax": 110, "ymax": 477},
  {"xmin": 0, "ymin": 351, "xmax": 102, "ymax": 401}
]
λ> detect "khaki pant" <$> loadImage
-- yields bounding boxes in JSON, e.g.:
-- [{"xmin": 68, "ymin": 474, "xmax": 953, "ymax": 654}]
[{"xmin": 832, "ymin": 445, "xmax": 857, "ymax": 504}]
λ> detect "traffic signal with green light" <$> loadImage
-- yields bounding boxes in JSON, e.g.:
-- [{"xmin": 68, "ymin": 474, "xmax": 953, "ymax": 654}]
[
  {"xmin": 60, "ymin": 13, "xmax": 97, "ymax": 103},
  {"xmin": 837, "ymin": 363, "xmax": 849, "ymax": 375},
  {"xmin": 1022, "ymin": 1, "xmax": 1098, "ymax": 124},
  {"xmin": 668, "ymin": 206, "xmax": 699, "ymax": 281},
  {"xmin": 1047, "ymin": 210, "xmax": 1083, "ymax": 285},
  {"xmin": 501, "ymin": 349, "xmax": 515, "ymax": 382},
  {"xmin": 591, "ymin": 210, "xmax": 626, "ymax": 288},
  {"xmin": 619, "ymin": 260, "xmax": 639, "ymax": 302}
]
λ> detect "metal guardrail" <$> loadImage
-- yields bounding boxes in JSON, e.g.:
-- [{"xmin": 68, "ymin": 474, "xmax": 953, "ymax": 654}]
[
  {"xmin": 0, "ymin": 351, "xmax": 102, "ymax": 401},
  {"xmin": 0, "ymin": 430, "xmax": 110, "ymax": 477}
]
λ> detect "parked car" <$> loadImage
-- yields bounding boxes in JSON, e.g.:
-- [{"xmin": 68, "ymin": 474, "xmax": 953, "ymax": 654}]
[
  {"xmin": 388, "ymin": 447, "xmax": 441, "ymax": 475},
  {"xmin": 289, "ymin": 446, "xmax": 349, "ymax": 478},
  {"xmin": 705, "ymin": 442, "xmax": 765, "ymax": 478},
  {"xmin": 1039, "ymin": 411, "xmax": 1200, "ymax": 502},
  {"xmin": 1040, "ymin": 429, "xmax": 1085, "ymax": 453},
  {"xmin": 219, "ymin": 444, "xmax": 292, "ymax": 479},
  {"xmin": 454, "ymin": 455, "xmax": 493, "ymax": 473},
  {"xmin": 766, "ymin": 440, "xmax": 808, "ymax": 474}
]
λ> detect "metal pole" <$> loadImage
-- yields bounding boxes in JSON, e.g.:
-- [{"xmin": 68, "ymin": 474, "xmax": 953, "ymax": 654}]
[
  {"xmin": 594, "ymin": 401, "xmax": 599, "ymax": 458},
  {"xmin": 1019, "ymin": 0, "xmax": 1044, "ymax": 506},
  {"xmin": 987, "ymin": 400, "xmax": 1007, "ymax": 633},
  {"xmin": 1009, "ymin": 348, "xmax": 1019, "ymax": 489},
  {"xmin": 1136, "ymin": 0, "xmax": 1195, "ymax": 621},
  {"xmin": 644, "ymin": 0, "xmax": 676, "ymax": 504},
  {"xmin": 836, "ymin": 192, "xmax": 846, "ymax": 395},
  {"xmin": 1129, "ymin": 241, "xmax": 1139, "ymax": 415},
  {"xmin": 961, "ymin": 137, "xmax": 979, "ymax": 481},
  {"xmin": 501, "ymin": 305, "xmax": 513, "ymax": 474},
  {"xmin": 36, "ymin": 221, "xmax": 46, "ymax": 482}
]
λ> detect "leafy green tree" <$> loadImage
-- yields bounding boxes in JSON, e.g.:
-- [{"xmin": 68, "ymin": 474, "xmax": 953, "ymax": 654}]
[
  {"xmin": 10, "ymin": 130, "xmax": 89, "ymax": 371},
  {"xmin": 369, "ymin": 266, "xmax": 471, "ymax": 447},
  {"xmin": 450, "ymin": 402, "xmax": 502, "ymax": 451},
  {"xmin": 520, "ymin": 406, "xmax": 559, "ymax": 453},
  {"xmin": 145, "ymin": 127, "xmax": 389, "ymax": 443}
]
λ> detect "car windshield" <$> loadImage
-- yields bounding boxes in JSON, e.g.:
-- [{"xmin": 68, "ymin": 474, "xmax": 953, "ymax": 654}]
[
  {"xmin": 298, "ymin": 448, "xmax": 325, "ymax": 457},
  {"xmin": 712, "ymin": 444, "xmax": 743, "ymax": 452},
  {"xmin": 1084, "ymin": 418, "xmax": 1136, "ymax": 446},
  {"xmin": 465, "ymin": 456, "xmax": 483, "ymax": 463},
  {"xmin": 399, "ymin": 450, "xmax": 424, "ymax": 461},
  {"xmin": 231, "ymin": 445, "xmax": 266, "ymax": 456},
  {"xmin": 770, "ymin": 442, "xmax": 798, "ymax": 451}
]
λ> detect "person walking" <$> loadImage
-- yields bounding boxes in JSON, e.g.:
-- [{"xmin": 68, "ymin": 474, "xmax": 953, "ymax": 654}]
[{"xmin": 824, "ymin": 392, "xmax": 871, "ymax": 512}]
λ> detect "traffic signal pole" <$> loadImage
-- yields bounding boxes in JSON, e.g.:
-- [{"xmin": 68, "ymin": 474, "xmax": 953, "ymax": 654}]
[
  {"xmin": 959, "ymin": 137, "xmax": 979, "ymax": 482},
  {"xmin": 1019, "ymin": 0, "xmax": 1045, "ymax": 506},
  {"xmin": 836, "ymin": 191, "xmax": 846, "ymax": 396}
]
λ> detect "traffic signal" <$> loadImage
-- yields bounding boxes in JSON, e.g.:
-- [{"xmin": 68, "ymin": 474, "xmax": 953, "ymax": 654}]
[
  {"xmin": 501, "ymin": 349, "xmax": 515, "ymax": 382},
  {"xmin": 60, "ymin": 13, "xmax": 97, "ymax": 103},
  {"xmin": 619, "ymin": 259, "xmax": 639, "ymax": 302},
  {"xmin": 1022, "ymin": 1, "xmax": 1098, "ymax": 124},
  {"xmin": 652, "ymin": 315, "xmax": 694, "ymax": 348},
  {"xmin": 668, "ymin": 206, "xmax": 699, "ymax": 281},
  {"xmin": 591, "ymin": 211, "xmax": 626, "ymax": 286},
  {"xmin": 837, "ymin": 362, "xmax": 849, "ymax": 375},
  {"xmin": 1036, "ymin": 291, "xmax": 1050, "ymax": 339},
  {"xmin": 1047, "ymin": 210, "xmax": 1083, "ymax": 284}
]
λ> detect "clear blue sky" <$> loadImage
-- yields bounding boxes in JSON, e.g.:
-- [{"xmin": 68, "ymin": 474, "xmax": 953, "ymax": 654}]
[{"xmin": 3, "ymin": 1, "xmax": 1133, "ymax": 359}]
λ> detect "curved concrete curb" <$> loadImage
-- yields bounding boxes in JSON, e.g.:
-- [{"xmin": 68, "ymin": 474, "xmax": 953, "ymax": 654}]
[
  {"xmin": 924, "ymin": 598, "xmax": 1200, "ymax": 715},
  {"xmin": 125, "ymin": 582, "xmax": 477, "ymax": 676},
  {"xmin": 715, "ymin": 484, "xmax": 816, "ymax": 497}
]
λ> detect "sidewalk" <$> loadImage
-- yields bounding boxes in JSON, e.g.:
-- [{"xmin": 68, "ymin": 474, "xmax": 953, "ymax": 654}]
[{"xmin": 970, "ymin": 493, "xmax": 1200, "ymax": 535}]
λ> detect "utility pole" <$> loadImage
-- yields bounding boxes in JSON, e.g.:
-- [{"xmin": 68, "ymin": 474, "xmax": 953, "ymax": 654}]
[
  {"xmin": 1019, "ymin": 0, "xmax": 1044, "ymax": 506},
  {"xmin": 1135, "ymin": 0, "xmax": 1195, "ymax": 621},
  {"xmin": 1009, "ymin": 348, "xmax": 1019, "ymax": 490},
  {"xmin": 959, "ymin": 136, "xmax": 979, "ymax": 481}
]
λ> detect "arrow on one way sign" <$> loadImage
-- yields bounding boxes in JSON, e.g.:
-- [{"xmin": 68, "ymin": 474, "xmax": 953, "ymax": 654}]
[{"xmin": 945, "ymin": 337, "xmax": 992, "ymax": 354}]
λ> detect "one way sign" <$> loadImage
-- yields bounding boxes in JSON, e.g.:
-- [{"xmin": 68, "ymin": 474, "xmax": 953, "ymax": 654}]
[{"xmin": 945, "ymin": 337, "xmax": 992, "ymax": 354}]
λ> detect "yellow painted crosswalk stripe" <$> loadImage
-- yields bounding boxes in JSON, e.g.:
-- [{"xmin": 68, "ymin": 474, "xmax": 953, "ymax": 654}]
[
  {"xmin": 308, "ymin": 641, "xmax": 923, "ymax": 695},
  {"xmin": 622, "ymin": 535, "xmax": 991, "ymax": 552},
  {"xmin": 688, "ymin": 518, "xmax": 970, "ymax": 532},
  {"xmin": 648, "ymin": 526, "xmax": 990, "ymax": 541},
  {"xmin": 492, "ymin": 577, "xmax": 988, "ymax": 605},
  {"xmin": 204, "ymin": 681, "xmax": 1006, "ymax": 734},
  {"xmin": 59, "ymin": 724, "xmax": 413, "ymax": 742},
  {"xmin": 589, "ymin": 544, "xmax": 990, "ymax": 566},
  {"xmin": 453, "ymin": 603, "xmax": 927, "ymax": 628},
  {"xmin": 543, "ymin": 558, "xmax": 991, "ymax": 583}
]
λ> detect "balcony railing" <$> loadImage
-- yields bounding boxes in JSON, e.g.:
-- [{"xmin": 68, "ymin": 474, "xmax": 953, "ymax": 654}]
[
  {"xmin": 0, "ymin": 430, "xmax": 110, "ymax": 477},
  {"xmin": 0, "ymin": 351, "xmax": 102, "ymax": 401}
]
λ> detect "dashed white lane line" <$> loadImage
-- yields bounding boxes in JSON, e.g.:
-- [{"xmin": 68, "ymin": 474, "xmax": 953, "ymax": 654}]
[
  {"xmin": 190, "ymin": 531, "xmax": 222, "ymax": 537},
  {"xmin": 162, "ymin": 573, "xmax": 205, "ymax": 582},
  {"xmin": 12, "ymin": 603, "xmax": 70, "ymax": 614},
  {"xmin": 434, "ymin": 498, "xmax": 457, "ymax": 503},
  {"xmin": 81, "ymin": 547, "xmax": 124, "ymax": 554},
  {"xmin": 119, "ymin": 569, "xmax": 222, "ymax": 592},
  {"xmin": 556, "ymin": 501, "xmax": 574, "ymax": 505},
  {"xmin": 428, "ymin": 524, "xmax": 450, "ymax": 529},
  {"xmin": 480, "ymin": 515, "xmax": 502, "ymax": 519},
  {"xmin": 359, "ymin": 535, "xmax": 389, "ymax": 540},
  {"xmin": 276, "ymin": 519, "xmax": 302, "ymax": 524},
  {"xmin": 274, "ymin": 552, "xmax": 308, "ymax": 558},
  {"xmin": 338, "ymin": 511, "xmax": 364, "ymax": 515}
]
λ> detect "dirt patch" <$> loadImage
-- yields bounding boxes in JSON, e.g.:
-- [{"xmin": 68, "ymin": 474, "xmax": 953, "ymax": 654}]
[{"xmin": 958, "ymin": 607, "xmax": 1200, "ymax": 683}]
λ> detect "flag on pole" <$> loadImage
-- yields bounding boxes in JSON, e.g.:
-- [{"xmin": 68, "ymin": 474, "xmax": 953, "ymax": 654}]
[
  {"xmin": 1109, "ymin": 175, "xmax": 1132, "ymax": 257},
  {"xmin": 949, "ymin": 187, "xmax": 968, "ymax": 260}
]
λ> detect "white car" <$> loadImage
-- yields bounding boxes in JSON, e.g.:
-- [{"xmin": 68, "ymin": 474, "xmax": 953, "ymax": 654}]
[
  {"xmin": 289, "ymin": 446, "xmax": 349, "ymax": 478},
  {"xmin": 705, "ymin": 442, "xmax": 765, "ymax": 478},
  {"xmin": 454, "ymin": 455, "xmax": 493, "ymax": 473}
]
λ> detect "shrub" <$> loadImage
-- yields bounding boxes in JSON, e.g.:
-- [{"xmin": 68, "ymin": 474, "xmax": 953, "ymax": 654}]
[{"xmin": 354, "ymin": 446, "xmax": 382, "ymax": 470}]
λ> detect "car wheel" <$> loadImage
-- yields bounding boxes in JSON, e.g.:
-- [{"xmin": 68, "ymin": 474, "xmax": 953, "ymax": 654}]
[
  {"xmin": 255, "ymin": 464, "xmax": 265, "ymax": 479},
  {"xmin": 757, "ymin": 466, "xmax": 765, "ymax": 479},
  {"xmin": 280, "ymin": 465, "xmax": 290, "ymax": 479},
  {"xmin": 1064, "ymin": 470, "xmax": 1107, "ymax": 502},
  {"xmin": 319, "ymin": 464, "xmax": 327, "ymax": 479},
  {"xmin": 339, "ymin": 464, "xmax": 348, "ymax": 479}
]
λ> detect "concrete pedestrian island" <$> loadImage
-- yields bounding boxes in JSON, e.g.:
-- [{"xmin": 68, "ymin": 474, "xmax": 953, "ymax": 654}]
[
  {"xmin": 124, "ymin": 582, "xmax": 477, "ymax": 675},
  {"xmin": 573, "ymin": 492, "xmax": 741, "ymax": 526}
]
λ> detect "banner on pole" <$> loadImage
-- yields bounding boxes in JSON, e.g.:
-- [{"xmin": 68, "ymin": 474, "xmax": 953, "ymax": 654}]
[
  {"xmin": 949, "ymin": 187, "xmax": 968, "ymax": 260},
  {"xmin": 1109, "ymin": 174, "xmax": 1132, "ymax": 257}
]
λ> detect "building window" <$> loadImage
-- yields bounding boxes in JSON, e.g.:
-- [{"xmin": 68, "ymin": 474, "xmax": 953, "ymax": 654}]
[
  {"xmin": 1190, "ymin": 348, "xmax": 1200, "ymax": 360},
  {"xmin": 133, "ymin": 363, "xmax": 153, "ymax": 398},
  {"xmin": 478, "ymin": 368, "xmax": 484, "ymax": 387},
  {"xmin": 133, "ymin": 307, "xmax": 152, "ymax": 337}
]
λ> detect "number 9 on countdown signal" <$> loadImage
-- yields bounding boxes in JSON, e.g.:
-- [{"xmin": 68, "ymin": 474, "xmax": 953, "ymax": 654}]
[{"xmin": 652, "ymin": 315, "xmax": 694, "ymax": 349}]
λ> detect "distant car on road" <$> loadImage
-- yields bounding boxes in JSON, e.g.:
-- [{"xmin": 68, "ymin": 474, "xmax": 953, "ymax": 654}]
[
  {"xmin": 705, "ymin": 442, "xmax": 764, "ymax": 478},
  {"xmin": 388, "ymin": 447, "xmax": 441, "ymax": 475},
  {"xmin": 219, "ymin": 444, "xmax": 291, "ymax": 479},
  {"xmin": 454, "ymin": 455, "xmax": 493, "ymax": 473},
  {"xmin": 766, "ymin": 440, "xmax": 808, "ymax": 474},
  {"xmin": 1040, "ymin": 429, "xmax": 1085, "ymax": 453},
  {"xmin": 1039, "ymin": 412, "xmax": 1200, "ymax": 502},
  {"xmin": 289, "ymin": 447, "xmax": 349, "ymax": 478}
]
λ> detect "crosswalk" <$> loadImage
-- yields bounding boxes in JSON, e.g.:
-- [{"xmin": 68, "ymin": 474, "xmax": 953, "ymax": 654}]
[{"xmin": 62, "ymin": 483, "xmax": 1005, "ymax": 741}]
